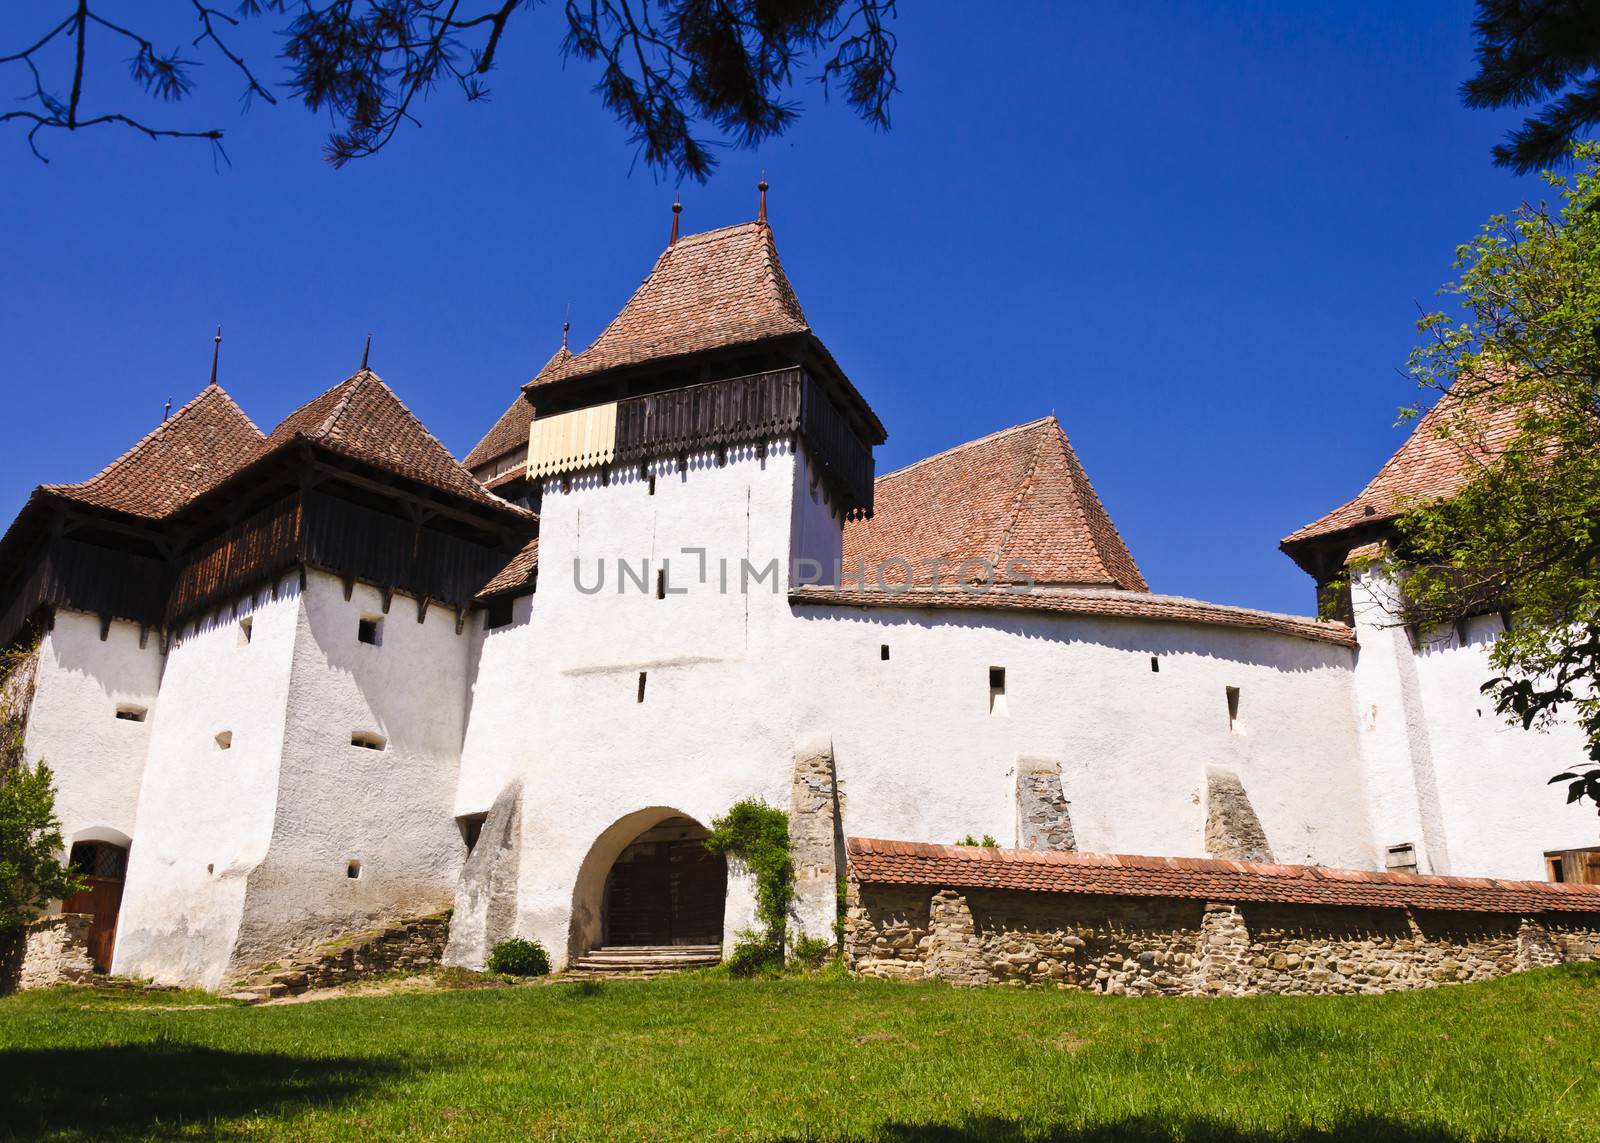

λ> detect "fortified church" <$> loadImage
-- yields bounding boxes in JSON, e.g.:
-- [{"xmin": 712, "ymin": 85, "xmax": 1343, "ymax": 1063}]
[{"xmin": 4, "ymin": 193, "xmax": 1599, "ymax": 991}]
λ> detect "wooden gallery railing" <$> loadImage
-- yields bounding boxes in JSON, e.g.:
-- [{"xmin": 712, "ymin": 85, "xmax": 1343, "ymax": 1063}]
[
  {"xmin": 612, "ymin": 367, "xmax": 875, "ymax": 517},
  {"xmin": 167, "ymin": 490, "xmax": 511, "ymax": 627},
  {"xmin": 0, "ymin": 536, "xmax": 169, "ymax": 643}
]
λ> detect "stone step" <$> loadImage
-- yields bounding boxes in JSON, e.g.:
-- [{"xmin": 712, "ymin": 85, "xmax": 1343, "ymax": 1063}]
[
  {"xmin": 569, "ymin": 947, "xmax": 720, "ymax": 966},
  {"xmin": 589, "ymin": 945, "xmax": 721, "ymax": 955}
]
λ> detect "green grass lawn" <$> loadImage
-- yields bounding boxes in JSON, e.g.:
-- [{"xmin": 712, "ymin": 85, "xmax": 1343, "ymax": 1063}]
[{"xmin": 1, "ymin": 965, "xmax": 1597, "ymax": 1142}]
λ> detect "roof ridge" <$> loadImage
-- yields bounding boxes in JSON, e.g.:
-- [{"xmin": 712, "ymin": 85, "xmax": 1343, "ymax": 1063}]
[
  {"xmin": 1047, "ymin": 419, "xmax": 1148, "ymax": 591},
  {"xmin": 875, "ymin": 416, "xmax": 1059, "ymax": 483},
  {"xmin": 989, "ymin": 419, "xmax": 1052, "ymax": 579},
  {"xmin": 42, "ymin": 384, "xmax": 257, "ymax": 497}
]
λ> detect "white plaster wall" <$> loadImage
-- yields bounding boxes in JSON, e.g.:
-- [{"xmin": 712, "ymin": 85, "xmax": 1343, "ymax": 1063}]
[
  {"xmin": 1413, "ymin": 613, "xmax": 1599, "ymax": 879},
  {"xmin": 231, "ymin": 572, "xmax": 470, "ymax": 964},
  {"xmin": 458, "ymin": 442, "xmax": 813, "ymax": 966},
  {"xmin": 23, "ymin": 609, "xmax": 162, "ymax": 851},
  {"xmin": 1347, "ymin": 568, "xmax": 1448, "ymax": 873},
  {"xmin": 1347, "ymin": 566, "xmax": 1600, "ymax": 879},
  {"xmin": 788, "ymin": 605, "xmax": 1376, "ymax": 870},
  {"xmin": 113, "ymin": 583, "xmax": 298, "ymax": 988}
]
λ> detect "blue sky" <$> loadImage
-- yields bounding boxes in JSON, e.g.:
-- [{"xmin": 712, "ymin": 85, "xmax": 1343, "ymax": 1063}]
[{"xmin": 0, "ymin": 2, "xmax": 1549, "ymax": 614}]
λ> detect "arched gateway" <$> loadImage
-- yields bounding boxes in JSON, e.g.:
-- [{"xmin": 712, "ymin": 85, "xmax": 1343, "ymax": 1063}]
[{"xmin": 570, "ymin": 809, "xmax": 728, "ymax": 960}]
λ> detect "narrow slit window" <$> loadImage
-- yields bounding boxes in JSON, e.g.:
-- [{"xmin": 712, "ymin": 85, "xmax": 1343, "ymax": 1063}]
[
  {"xmin": 1225, "ymin": 686, "xmax": 1241, "ymax": 733},
  {"xmin": 358, "ymin": 616, "xmax": 383, "ymax": 646},
  {"xmin": 647, "ymin": 474, "xmax": 657, "ymax": 496},
  {"xmin": 1150, "ymin": 656, "xmax": 1160, "ymax": 673},
  {"xmin": 346, "ymin": 860, "xmax": 361, "ymax": 879},
  {"xmin": 238, "ymin": 617, "xmax": 253, "ymax": 646},
  {"xmin": 880, "ymin": 644, "xmax": 890, "ymax": 661},
  {"xmin": 637, "ymin": 671, "xmax": 647, "ymax": 703},
  {"xmin": 350, "ymin": 731, "xmax": 387, "ymax": 751},
  {"xmin": 989, "ymin": 666, "xmax": 1007, "ymax": 716},
  {"xmin": 114, "ymin": 704, "xmax": 147, "ymax": 722},
  {"xmin": 458, "ymin": 814, "xmax": 487, "ymax": 854},
  {"xmin": 655, "ymin": 569, "xmax": 667, "ymax": 600}
]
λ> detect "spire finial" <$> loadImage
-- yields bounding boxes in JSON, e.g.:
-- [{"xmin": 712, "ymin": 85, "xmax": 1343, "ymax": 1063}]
[
  {"xmin": 361, "ymin": 333, "xmax": 371, "ymax": 372},
  {"xmin": 163, "ymin": 396, "xmax": 173, "ymax": 422},
  {"xmin": 758, "ymin": 173, "xmax": 768, "ymax": 224},
  {"xmin": 562, "ymin": 302, "xmax": 571, "ymax": 351},
  {"xmin": 670, "ymin": 194, "xmax": 682, "ymax": 246},
  {"xmin": 209, "ymin": 325, "xmax": 222, "ymax": 387}
]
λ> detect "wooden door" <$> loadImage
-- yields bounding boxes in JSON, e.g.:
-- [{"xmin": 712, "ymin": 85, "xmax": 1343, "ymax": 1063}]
[
  {"xmin": 63, "ymin": 843, "xmax": 127, "ymax": 972},
  {"xmin": 604, "ymin": 839, "xmax": 727, "ymax": 946}
]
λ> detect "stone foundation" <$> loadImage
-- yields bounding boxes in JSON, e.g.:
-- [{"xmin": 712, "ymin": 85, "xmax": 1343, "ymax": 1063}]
[
  {"xmin": 17, "ymin": 913, "xmax": 95, "ymax": 990},
  {"xmin": 846, "ymin": 882, "xmax": 1600, "ymax": 996},
  {"xmin": 231, "ymin": 912, "xmax": 450, "ymax": 1000}
]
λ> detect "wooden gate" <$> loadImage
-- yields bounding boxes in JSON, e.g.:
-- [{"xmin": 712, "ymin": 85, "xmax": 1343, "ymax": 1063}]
[
  {"xmin": 63, "ymin": 842, "xmax": 128, "ymax": 972},
  {"xmin": 604, "ymin": 837, "xmax": 727, "ymax": 946}
]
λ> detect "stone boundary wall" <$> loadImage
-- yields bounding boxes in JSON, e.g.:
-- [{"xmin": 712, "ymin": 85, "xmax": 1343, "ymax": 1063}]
[
  {"xmin": 17, "ymin": 913, "xmax": 95, "ymax": 990},
  {"xmin": 847, "ymin": 883, "xmax": 1600, "ymax": 995},
  {"xmin": 844, "ymin": 838, "xmax": 1600, "ymax": 995}
]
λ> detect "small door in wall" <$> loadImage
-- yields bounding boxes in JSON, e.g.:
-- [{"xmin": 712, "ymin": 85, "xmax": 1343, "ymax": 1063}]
[{"xmin": 63, "ymin": 842, "xmax": 128, "ymax": 972}]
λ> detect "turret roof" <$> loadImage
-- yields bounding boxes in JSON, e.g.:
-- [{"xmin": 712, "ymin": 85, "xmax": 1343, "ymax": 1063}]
[
  {"xmin": 843, "ymin": 416, "xmax": 1147, "ymax": 591},
  {"xmin": 40, "ymin": 384, "xmax": 266, "ymax": 519},
  {"xmin": 527, "ymin": 223, "xmax": 809, "ymax": 389},
  {"xmin": 1281, "ymin": 386, "xmax": 1522, "ymax": 556},
  {"xmin": 268, "ymin": 369, "xmax": 527, "ymax": 514}
]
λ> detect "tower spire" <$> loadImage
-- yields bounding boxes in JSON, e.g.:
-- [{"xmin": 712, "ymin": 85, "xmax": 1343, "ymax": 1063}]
[
  {"xmin": 758, "ymin": 174, "xmax": 768, "ymax": 224},
  {"xmin": 209, "ymin": 326, "xmax": 222, "ymax": 386},
  {"xmin": 670, "ymin": 194, "xmax": 682, "ymax": 246},
  {"xmin": 361, "ymin": 333, "xmax": 372, "ymax": 372}
]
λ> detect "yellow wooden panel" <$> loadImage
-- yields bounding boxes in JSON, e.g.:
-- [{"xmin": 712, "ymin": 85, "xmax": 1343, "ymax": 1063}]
[{"xmin": 527, "ymin": 403, "xmax": 618, "ymax": 478}]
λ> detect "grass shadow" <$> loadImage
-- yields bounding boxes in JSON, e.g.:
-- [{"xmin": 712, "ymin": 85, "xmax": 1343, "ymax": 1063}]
[
  {"xmin": 776, "ymin": 1114, "xmax": 1512, "ymax": 1142},
  {"xmin": 0, "ymin": 1040, "xmax": 409, "ymax": 1140}
]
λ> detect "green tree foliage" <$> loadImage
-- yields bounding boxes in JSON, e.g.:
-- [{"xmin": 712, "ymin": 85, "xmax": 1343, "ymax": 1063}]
[
  {"xmin": 0, "ymin": 762, "xmax": 83, "ymax": 935},
  {"xmin": 1464, "ymin": 2, "xmax": 1600, "ymax": 173},
  {"xmin": 1388, "ymin": 141, "xmax": 1600, "ymax": 813},
  {"xmin": 704, "ymin": 799, "xmax": 791, "ymax": 975},
  {"xmin": 0, "ymin": 2, "xmax": 897, "ymax": 177}
]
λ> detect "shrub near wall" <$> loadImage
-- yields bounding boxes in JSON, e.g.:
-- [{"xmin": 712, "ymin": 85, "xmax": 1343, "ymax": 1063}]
[{"xmin": 844, "ymin": 839, "xmax": 1600, "ymax": 996}]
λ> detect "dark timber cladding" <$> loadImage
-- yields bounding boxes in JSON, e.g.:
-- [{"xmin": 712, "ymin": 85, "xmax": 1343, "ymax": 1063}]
[{"xmin": 613, "ymin": 367, "xmax": 875, "ymax": 517}]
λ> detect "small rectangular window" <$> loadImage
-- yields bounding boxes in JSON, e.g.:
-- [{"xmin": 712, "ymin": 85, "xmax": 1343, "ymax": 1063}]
[
  {"xmin": 1386, "ymin": 843, "xmax": 1417, "ymax": 873},
  {"xmin": 637, "ymin": 671, "xmax": 647, "ymax": 703},
  {"xmin": 115, "ymin": 705, "xmax": 147, "ymax": 722},
  {"xmin": 350, "ymin": 731, "xmax": 386, "ymax": 751},
  {"xmin": 238, "ymin": 617, "xmax": 253, "ymax": 646},
  {"xmin": 214, "ymin": 730, "xmax": 233, "ymax": 750},
  {"xmin": 989, "ymin": 666, "xmax": 1007, "ymax": 716},
  {"xmin": 1150, "ymin": 656, "xmax": 1160, "ymax": 673},
  {"xmin": 647, "ymin": 474, "xmax": 657, "ymax": 496},
  {"xmin": 358, "ymin": 616, "xmax": 383, "ymax": 646},
  {"xmin": 656, "ymin": 569, "xmax": 667, "ymax": 600},
  {"xmin": 1548, "ymin": 855, "xmax": 1566, "ymax": 883},
  {"xmin": 880, "ymin": 644, "xmax": 890, "ymax": 661},
  {"xmin": 484, "ymin": 598, "xmax": 514, "ymax": 630},
  {"xmin": 347, "ymin": 860, "xmax": 362, "ymax": 879},
  {"xmin": 1226, "ymin": 686, "xmax": 1241, "ymax": 733}
]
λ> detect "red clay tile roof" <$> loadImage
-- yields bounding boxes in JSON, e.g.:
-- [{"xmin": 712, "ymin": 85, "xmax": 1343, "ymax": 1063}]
[
  {"xmin": 791, "ymin": 585, "xmax": 1357, "ymax": 646},
  {"xmin": 463, "ymin": 394, "xmax": 536, "ymax": 472},
  {"xmin": 1282, "ymin": 387, "xmax": 1523, "ymax": 549},
  {"xmin": 40, "ymin": 385, "xmax": 266, "ymax": 519},
  {"xmin": 477, "ymin": 537, "xmax": 538, "ymax": 599},
  {"xmin": 528, "ymin": 223, "xmax": 808, "ymax": 389},
  {"xmin": 267, "ymin": 370, "xmax": 528, "ymax": 515},
  {"xmin": 847, "ymin": 838, "xmax": 1600, "ymax": 914},
  {"xmin": 842, "ymin": 417, "xmax": 1146, "ymax": 591},
  {"xmin": 465, "ymin": 346, "xmax": 571, "ymax": 471}
]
